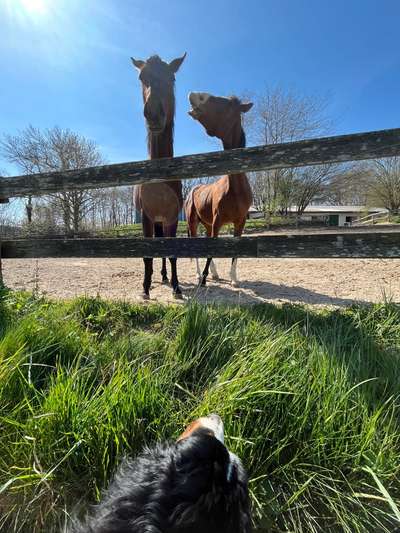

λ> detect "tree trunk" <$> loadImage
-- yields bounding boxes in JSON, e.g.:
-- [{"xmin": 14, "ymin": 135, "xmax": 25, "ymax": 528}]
[
  {"xmin": 73, "ymin": 200, "xmax": 80, "ymax": 233},
  {"xmin": 26, "ymin": 196, "xmax": 33, "ymax": 224}
]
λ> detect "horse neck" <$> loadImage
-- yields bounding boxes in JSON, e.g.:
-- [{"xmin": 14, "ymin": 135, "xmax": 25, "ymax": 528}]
[
  {"xmin": 146, "ymin": 119, "xmax": 182, "ymax": 205},
  {"xmin": 221, "ymin": 122, "xmax": 249, "ymax": 188},
  {"xmin": 148, "ymin": 121, "xmax": 174, "ymax": 159},
  {"xmin": 221, "ymin": 120, "xmax": 245, "ymax": 150}
]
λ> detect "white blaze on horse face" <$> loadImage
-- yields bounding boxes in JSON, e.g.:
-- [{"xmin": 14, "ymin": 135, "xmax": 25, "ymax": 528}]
[
  {"xmin": 188, "ymin": 92, "xmax": 211, "ymax": 112},
  {"xmin": 230, "ymin": 258, "xmax": 239, "ymax": 286}
]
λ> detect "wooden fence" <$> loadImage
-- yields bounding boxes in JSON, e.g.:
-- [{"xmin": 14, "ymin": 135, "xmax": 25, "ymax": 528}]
[{"xmin": 1, "ymin": 127, "xmax": 400, "ymax": 261}]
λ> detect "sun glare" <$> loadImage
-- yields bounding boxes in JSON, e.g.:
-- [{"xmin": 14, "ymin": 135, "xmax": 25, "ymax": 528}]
[{"xmin": 20, "ymin": 0, "xmax": 47, "ymax": 15}]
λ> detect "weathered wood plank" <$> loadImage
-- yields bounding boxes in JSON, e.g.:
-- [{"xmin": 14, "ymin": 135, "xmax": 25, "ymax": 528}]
[
  {"xmin": 0, "ymin": 239, "xmax": 3, "ymax": 287},
  {"xmin": 256, "ymin": 232, "xmax": 400, "ymax": 258},
  {"xmin": 2, "ymin": 232, "xmax": 400, "ymax": 259},
  {"xmin": 1, "ymin": 128, "xmax": 400, "ymax": 198}
]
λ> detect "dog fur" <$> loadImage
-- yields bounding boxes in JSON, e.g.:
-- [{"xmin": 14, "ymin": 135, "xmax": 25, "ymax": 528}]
[{"xmin": 69, "ymin": 418, "xmax": 251, "ymax": 533}]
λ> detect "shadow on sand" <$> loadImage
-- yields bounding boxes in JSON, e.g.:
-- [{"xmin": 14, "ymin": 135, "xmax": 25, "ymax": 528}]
[{"xmin": 181, "ymin": 277, "xmax": 368, "ymax": 307}]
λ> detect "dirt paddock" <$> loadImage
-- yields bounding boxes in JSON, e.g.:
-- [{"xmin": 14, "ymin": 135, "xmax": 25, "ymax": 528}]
[{"xmin": 3, "ymin": 256, "xmax": 399, "ymax": 307}]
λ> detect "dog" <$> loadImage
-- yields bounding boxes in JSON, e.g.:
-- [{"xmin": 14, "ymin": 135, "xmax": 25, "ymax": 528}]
[{"xmin": 69, "ymin": 414, "xmax": 252, "ymax": 533}]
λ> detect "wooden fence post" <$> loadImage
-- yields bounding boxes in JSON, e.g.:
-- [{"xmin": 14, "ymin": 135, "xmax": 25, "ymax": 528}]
[
  {"xmin": 0, "ymin": 198, "xmax": 8, "ymax": 288},
  {"xmin": 0, "ymin": 239, "xmax": 3, "ymax": 288}
]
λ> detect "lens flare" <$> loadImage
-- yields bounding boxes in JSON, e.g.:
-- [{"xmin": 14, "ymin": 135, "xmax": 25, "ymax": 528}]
[{"xmin": 20, "ymin": 0, "xmax": 47, "ymax": 15}]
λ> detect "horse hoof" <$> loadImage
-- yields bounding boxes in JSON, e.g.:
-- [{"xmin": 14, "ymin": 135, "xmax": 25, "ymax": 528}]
[
  {"xmin": 231, "ymin": 281, "xmax": 239, "ymax": 288},
  {"xmin": 211, "ymin": 275, "xmax": 220, "ymax": 281},
  {"xmin": 141, "ymin": 292, "xmax": 150, "ymax": 300},
  {"xmin": 173, "ymin": 291, "xmax": 183, "ymax": 300},
  {"xmin": 161, "ymin": 278, "xmax": 170, "ymax": 285}
]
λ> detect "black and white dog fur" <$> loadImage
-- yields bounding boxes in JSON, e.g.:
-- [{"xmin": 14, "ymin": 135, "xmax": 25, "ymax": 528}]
[{"xmin": 69, "ymin": 414, "xmax": 252, "ymax": 533}]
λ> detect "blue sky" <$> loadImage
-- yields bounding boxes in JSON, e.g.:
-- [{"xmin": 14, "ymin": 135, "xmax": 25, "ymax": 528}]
[{"xmin": 1, "ymin": 0, "xmax": 399, "ymax": 175}]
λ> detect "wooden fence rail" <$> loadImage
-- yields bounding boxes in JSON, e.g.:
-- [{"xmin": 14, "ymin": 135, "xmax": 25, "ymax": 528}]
[
  {"xmin": 1, "ymin": 127, "xmax": 400, "ymax": 269},
  {"xmin": 1, "ymin": 128, "xmax": 400, "ymax": 199},
  {"xmin": 2, "ymin": 231, "xmax": 400, "ymax": 259}
]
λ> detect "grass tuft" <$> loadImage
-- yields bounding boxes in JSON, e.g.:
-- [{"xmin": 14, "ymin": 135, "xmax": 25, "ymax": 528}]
[{"xmin": 0, "ymin": 294, "xmax": 399, "ymax": 531}]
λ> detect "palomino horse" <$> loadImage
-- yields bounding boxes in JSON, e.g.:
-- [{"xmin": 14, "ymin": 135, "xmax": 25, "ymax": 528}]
[
  {"xmin": 131, "ymin": 54, "xmax": 186, "ymax": 299},
  {"xmin": 185, "ymin": 92, "xmax": 253, "ymax": 287}
]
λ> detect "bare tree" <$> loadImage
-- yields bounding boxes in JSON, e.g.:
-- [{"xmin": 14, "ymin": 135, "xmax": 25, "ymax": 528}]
[
  {"xmin": 88, "ymin": 186, "xmax": 137, "ymax": 229},
  {"xmin": 1, "ymin": 126, "xmax": 105, "ymax": 233},
  {"xmin": 0, "ymin": 170, "xmax": 22, "ymax": 237},
  {"xmin": 181, "ymin": 176, "xmax": 214, "ymax": 203},
  {"xmin": 322, "ymin": 163, "xmax": 372, "ymax": 206},
  {"xmin": 292, "ymin": 165, "xmax": 337, "ymax": 216},
  {"xmin": 367, "ymin": 157, "xmax": 400, "ymax": 213},
  {"xmin": 244, "ymin": 86, "xmax": 333, "ymax": 215},
  {"xmin": 246, "ymin": 86, "xmax": 331, "ymax": 146}
]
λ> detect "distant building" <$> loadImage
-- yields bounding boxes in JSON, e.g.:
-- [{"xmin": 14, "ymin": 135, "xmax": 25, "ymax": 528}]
[
  {"xmin": 295, "ymin": 205, "xmax": 388, "ymax": 226},
  {"xmin": 247, "ymin": 205, "xmax": 388, "ymax": 226},
  {"xmin": 247, "ymin": 206, "xmax": 265, "ymax": 219}
]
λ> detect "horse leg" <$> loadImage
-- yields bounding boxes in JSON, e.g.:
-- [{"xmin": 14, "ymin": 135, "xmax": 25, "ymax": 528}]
[
  {"xmin": 165, "ymin": 221, "xmax": 183, "ymax": 299},
  {"xmin": 196, "ymin": 257, "xmax": 202, "ymax": 281},
  {"xmin": 161, "ymin": 258, "xmax": 168, "ymax": 284},
  {"xmin": 230, "ymin": 258, "xmax": 239, "ymax": 287},
  {"xmin": 187, "ymin": 211, "xmax": 204, "ymax": 283},
  {"xmin": 200, "ymin": 257, "xmax": 213, "ymax": 287},
  {"xmin": 201, "ymin": 218, "xmax": 221, "ymax": 287},
  {"xmin": 205, "ymin": 227, "xmax": 219, "ymax": 281},
  {"xmin": 210, "ymin": 260, "xmax": 220, "ymax": 280},
  {"xmin": 142, "ymin": 213, "xmax": 154, "ymax": 299},
  {"xmin": 155, "ymin": 223, "xmax": 169, "ymax": 284},
  {"xmin": 168, "ymin": 257, "xmax": 182, "ymax": 299},
  {"xmin": 143, "ymin": 258, "xmax": 153, "ymax": 299},
  {"xmin": 231, "ymin": 220, "xmax": 246, "ymax": 287}
]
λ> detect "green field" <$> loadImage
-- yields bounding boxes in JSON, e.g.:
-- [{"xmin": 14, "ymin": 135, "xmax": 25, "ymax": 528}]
[
  {"xmin": 98, "ymin": 216, "xmax": 294, "ymax": 237},
  {"xmin": 0, "ymin": 291, "xmax": 399, "ymax": 531}
]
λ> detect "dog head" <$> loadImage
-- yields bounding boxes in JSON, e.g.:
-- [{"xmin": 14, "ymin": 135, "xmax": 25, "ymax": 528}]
[
  {"xmin": 70, "ymin": 414, "xmax": 251, "ymax": 533},
  {"xmin": 168, "ymin": 414, "xmax": 251, "ymax": 532},
  {"xmin": 177, "ymin": 413, "xmax": 243, "ymax": 487}
]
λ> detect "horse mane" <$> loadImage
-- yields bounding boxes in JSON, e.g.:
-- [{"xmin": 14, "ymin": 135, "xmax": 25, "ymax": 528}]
[
  {"xmin": 146, "ymin": 55, "xmax": 163, "ymax": 66},
  {"xmin": 228, "ymin": 96, "xmax": 246, "ymax": 149},
  {"xmin": 239, "ymin": 129, "xmax": 246, "ymax": 148}
]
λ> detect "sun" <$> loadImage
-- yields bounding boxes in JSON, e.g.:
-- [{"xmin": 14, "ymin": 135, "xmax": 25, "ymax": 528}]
[{"xmin": 20, "ymin": 0, "xmax": 47, "ymax": 15}]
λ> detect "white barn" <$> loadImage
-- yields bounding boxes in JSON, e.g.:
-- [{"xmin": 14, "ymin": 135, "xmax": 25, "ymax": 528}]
[
  {"xmin": 248, "ymin": 205, "xmax": 388, "ymax": 226},
  {"xmin": 297, "ymin": 206, "xmax": 388, "ymax": 226}
]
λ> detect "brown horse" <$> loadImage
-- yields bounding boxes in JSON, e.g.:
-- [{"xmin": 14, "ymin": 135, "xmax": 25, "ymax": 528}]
[
  {"xmin": 131, "ymin": 54, "xmax": 186, "ymax": 299},
  {"xmin": 185, "ymin": 92, "xmax": 253, "ymax": 287}
]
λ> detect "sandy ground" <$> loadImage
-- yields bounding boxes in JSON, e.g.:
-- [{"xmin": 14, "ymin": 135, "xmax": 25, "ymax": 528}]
[{"xmin": 2, "ymin": 256, "xmax": 399, "ymax": 307}]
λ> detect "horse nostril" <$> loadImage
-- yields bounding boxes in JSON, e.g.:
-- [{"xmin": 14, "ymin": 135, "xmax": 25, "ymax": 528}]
[{"xmin": 145, "ymin": 97, "xmax": 164, "ymax": 118}]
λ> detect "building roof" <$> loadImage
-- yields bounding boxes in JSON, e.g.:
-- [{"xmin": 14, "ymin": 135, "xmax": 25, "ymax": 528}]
[
  {"xmin": 249, "ymin": 205, "xmax": 388, "ymax": 214},
  {"xmin": 299, "ymin": 205, "xmax": 388, "ymax": 214}
]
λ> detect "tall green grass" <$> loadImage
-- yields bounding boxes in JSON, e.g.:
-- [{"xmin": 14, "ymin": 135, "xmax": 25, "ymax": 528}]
[{"xmin": 0, "ymin": 291, "xmax": 399, "ymax": 531}]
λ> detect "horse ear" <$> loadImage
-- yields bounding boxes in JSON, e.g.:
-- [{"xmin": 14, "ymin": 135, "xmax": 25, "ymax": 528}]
[
  {"xmin": 169, "ymin": 53, "xmax": 187, "ymax": 73},
  {"xmin": 240, "ymin": 102, "xmax": 253, "ymax": 113},
  {"xmin": 131, "ymin": 57, "xmax": 145, "ymax": 70}
]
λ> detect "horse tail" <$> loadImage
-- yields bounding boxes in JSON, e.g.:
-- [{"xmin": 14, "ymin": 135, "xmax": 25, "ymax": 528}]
[{"xmin": 184, "ymin": 185, "xmax": 201, "ymax": 221}]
